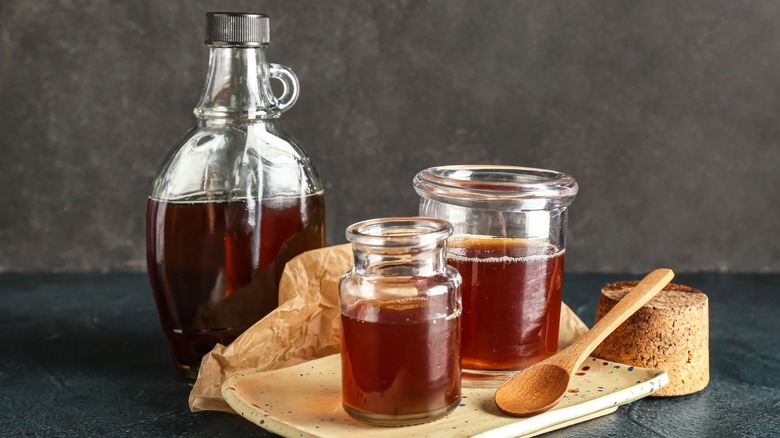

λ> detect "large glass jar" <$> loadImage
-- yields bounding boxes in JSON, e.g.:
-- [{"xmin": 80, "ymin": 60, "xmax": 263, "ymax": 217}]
[
  {"xmin": 339, "ymin": 217, "xmax": 462, "ymax": 426},
  {"xmin": 146, "ymin": 13, "xmax": 325, "ymax": 378},
  {"xmin": 414, "ymin": 165, "xmax": 578, "ymax": 378}
]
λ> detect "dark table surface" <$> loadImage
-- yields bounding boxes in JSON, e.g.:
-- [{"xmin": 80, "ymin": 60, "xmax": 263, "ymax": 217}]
[{"xmin": 1, "ymin": 273, "xmax": 778, "ymax": 437}]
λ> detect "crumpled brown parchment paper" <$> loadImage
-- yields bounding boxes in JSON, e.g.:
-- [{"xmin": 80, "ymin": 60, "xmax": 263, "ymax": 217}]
[{"xmin": 189, "ymin": 244, "xmax": 589, "ymax": 414}]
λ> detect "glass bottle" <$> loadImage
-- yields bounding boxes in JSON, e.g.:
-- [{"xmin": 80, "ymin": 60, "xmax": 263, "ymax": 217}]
[
  {"xmin": 414, "ymin": 165, "xmax": 577, "ymax": 380},
  {"xmin": 146, "ymin": 12, "xmax": 325, "ymax": 378},
  {"xmin": 339, "ymin": 217, "xmax": 462, "ymax": 426}
]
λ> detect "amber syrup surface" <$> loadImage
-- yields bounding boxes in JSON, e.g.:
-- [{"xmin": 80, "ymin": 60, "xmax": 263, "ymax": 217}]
[
  {"xmin": 146, "ymin": 194, "xmax": 325, "ymax": 373},
  {"xmin": 340, "ymin": 299, "xmax": 461, "ymax": 417},
  {"xmin": 447, "ymin": 236, "xmax": 564, "ymax": 371}
]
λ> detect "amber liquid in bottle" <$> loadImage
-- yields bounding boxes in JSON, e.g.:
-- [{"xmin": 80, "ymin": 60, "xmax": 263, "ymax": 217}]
[
  {"xmin": 447, "ymin": 236, "xmax": 564, "ymax": 371},
  {"xmin": 340, "ymin": 298, "xmax": 461, "ymax": 423},
  {"xmin": 146, "ymin": 193, "xmax": 324, "ymax": 376}
]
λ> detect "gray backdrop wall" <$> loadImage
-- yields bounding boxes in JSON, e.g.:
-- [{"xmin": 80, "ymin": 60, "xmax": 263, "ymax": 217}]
[{"xmin": 1, "ymin": 1, "xmax": 779, "ymax": 273}]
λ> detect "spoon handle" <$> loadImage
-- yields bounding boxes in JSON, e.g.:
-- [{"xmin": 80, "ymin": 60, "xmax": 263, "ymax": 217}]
[{"xmin": 557, "ymin": 268, "xmax": 674, "ymax": 367}]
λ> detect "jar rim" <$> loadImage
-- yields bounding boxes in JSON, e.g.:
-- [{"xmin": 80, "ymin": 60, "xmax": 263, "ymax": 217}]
[
  {"xmin": 345, "ymin": 217, "xmax": 453, "ymax": 248},
  {"xmin": 413, "ymin": 165, "xmax": 578, "ymax": 211}
]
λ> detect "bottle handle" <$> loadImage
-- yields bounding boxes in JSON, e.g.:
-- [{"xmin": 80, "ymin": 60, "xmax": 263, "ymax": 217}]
[{"xmin": 269, "ymin": 63, "xmax": 300, "ymax": 113}]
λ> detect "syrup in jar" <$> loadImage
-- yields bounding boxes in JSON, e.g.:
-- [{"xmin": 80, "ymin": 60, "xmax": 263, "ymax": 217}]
[
  {"xmin": 447, "ymin": 236, "xmax": 564, "ymax": 370},
  {"xmin": 146, "ymin": 194, "xmax": 324, "ymax": 374},
  {"xmin": 415, "ymin": 165, "xmax": 578, "ymax": 379},
  {"xmin": 339, "ymin": 218, "xmax": 462, "ymax": 426},
  {"xmin": 341, "ymin": 295, "xmax": 461, "ymax": 419},
  {"xmin": 146, "ymin": 13, "xmax": 324, "ymax": 377}
]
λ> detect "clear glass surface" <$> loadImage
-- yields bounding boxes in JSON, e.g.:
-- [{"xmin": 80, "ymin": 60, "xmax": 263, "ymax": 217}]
[
  {"xmin": 339, "ymin": 217, "xmax": 462, "ymax": 426},
  {"xmin": 415, "ymin": 165, "xmax": 577, "ymax": 380},
  {"xmin": 146, "ymin": 43, "xmax": 324, "ymax": 378}
]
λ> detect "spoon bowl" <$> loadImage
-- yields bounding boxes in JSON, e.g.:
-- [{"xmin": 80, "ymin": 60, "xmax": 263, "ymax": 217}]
[
  {"xmin": 495, "ymin": 363, "xmax": 570, "ymax": 417},
  {"xmin": 495, "ymin": 268, "xmax": 674, "ymax": 417}
]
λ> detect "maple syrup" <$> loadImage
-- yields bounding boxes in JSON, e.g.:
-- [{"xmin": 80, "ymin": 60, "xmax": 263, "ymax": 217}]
[
  {"xmin": 340, "ymin": 300, "xmax": 461, "ymax": 423},
  {"xmin": 339, "ymin": 217, "xmax": 462, "ymax": 425},
  {"xmin": 447, "ymin": 236, "xmax": 564, "ymax": 371},
  {"xmin": 146, "ymin": 194, "xmax": 324, "ymax": 375}
]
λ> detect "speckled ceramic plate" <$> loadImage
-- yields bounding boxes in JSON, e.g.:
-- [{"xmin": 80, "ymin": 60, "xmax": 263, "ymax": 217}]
[{"xmin": 222, "ymin": 354, "xmax": 668, "ymax": 438}]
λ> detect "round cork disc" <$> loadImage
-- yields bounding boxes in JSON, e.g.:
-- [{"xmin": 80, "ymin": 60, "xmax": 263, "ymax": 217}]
[{"xmin": 592, "ymin": 281, "xmax": 709, "ymax": 397}]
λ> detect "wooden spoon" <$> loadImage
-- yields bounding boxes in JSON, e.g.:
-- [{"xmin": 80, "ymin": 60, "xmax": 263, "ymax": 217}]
[{"xmin": 494, "ymin": 268, "xmax": 674, "ymax": 417}]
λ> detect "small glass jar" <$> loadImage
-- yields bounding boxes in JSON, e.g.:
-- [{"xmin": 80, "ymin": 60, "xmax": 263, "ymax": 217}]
[
  {"xmin": 339, "ymin": 217, "xmax": 462, "ymax": 426},
  {"xmin": 414, "ymin": 165, "xmax": 578, "ymax": 378}
]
